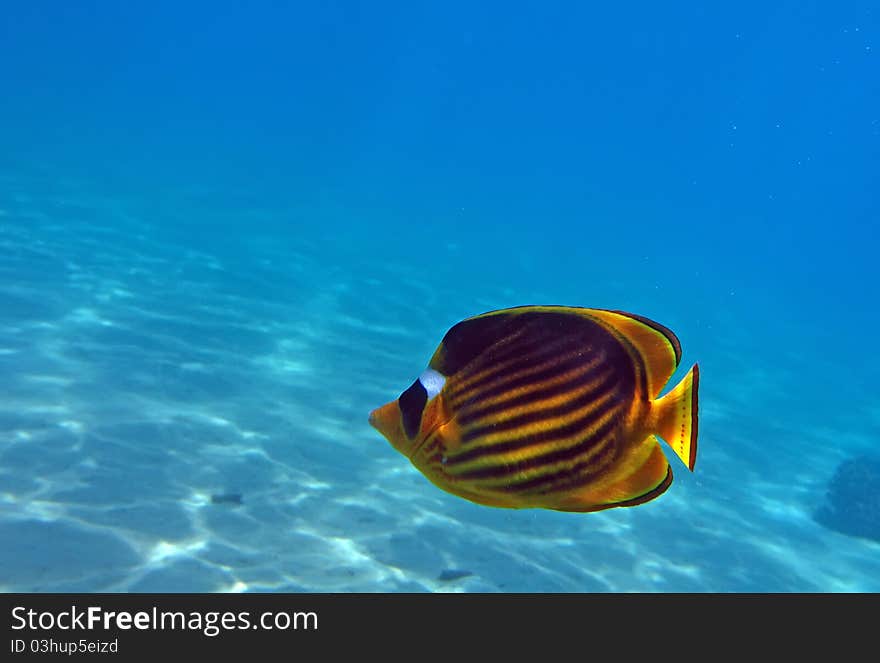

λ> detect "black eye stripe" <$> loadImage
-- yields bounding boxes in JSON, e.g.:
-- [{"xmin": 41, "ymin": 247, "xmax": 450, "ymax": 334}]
[{"xmin": 399, "ymin": 379, "xmax": 428, "ymax": 439}]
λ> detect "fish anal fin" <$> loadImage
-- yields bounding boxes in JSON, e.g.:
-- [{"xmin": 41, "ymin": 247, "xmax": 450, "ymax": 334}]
[{"xmin": 552, "ymin": 438, "xmax": 673, "ymax": 513}]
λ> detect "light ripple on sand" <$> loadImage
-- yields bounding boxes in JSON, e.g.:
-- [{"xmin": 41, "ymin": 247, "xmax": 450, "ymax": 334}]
[{"xmin": 0, "ymin": 183, "xmax": 878, "ymax": 592}]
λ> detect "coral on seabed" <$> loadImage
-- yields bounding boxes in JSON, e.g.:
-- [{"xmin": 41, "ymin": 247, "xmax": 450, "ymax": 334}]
[{"xmin": 814, "ymin": 455, "xmax": 880, "ymax": 543}]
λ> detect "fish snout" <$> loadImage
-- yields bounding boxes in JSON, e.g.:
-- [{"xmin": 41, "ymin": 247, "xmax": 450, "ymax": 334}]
[
  {"xmin": 369, "ymin": 402, "xmax": 397, "ymax": 433},
  {"xmin": 368, "ymin": 401, "xmax": 411, "ymax": 455}
]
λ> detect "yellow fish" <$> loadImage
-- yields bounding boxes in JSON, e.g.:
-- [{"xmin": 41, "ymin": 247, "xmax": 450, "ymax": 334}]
[{"xmin": 369, "ymin": 305, "xmax": 699, "ymax": 513}]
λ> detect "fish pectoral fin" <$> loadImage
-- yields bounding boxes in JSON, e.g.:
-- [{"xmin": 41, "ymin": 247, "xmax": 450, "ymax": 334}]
[{"xmin": 553, "ymin": 438, "xmax": 673, "ymax": 512}]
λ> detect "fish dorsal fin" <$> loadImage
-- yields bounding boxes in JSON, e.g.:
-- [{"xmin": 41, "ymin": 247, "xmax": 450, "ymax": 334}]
[{"xmin": 581, "ymin": 308, "xmax": 681, "ymax": 398}]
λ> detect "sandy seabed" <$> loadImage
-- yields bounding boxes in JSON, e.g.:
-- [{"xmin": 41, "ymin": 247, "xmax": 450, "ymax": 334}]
[{"xmin": 1, "ymin": 179, "xmax": 878, "ymax": 593}]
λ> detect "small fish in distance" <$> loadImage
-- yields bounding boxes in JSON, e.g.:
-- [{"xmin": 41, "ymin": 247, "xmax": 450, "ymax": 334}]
[
  {"xmin": 210, "ymin": 492, "xmax": 244, "ymax": 506},
  {"xmin": 369, "ymin": 306, "xmax": 699, "ymax": 513}
]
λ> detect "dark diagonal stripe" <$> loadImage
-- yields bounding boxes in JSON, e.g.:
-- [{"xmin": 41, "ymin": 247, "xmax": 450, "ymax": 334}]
[
  {"xmin": 447, "ymin": 341, "xmax": 564, "ymax": 405},
  {"xmin": 446, "ymin": 325, "xmax": 531, "ymax": 376},
  {"xmin": 508, "ymin": 441, "xmax": 619, "ymax": 496},
  {"xmin": 455, "ymin": 350, "xmax": 604, "ymax": 422},
  {"xmin": 448, "ymin": 392, "xmax": 622, "ymax": 465},
  {"xmin": 456, "ymin": 359, "xmax": 612, "ymax": 428},
  {"xmin": 451, "ymin": 322, "xmax": 576, "ymax": 378},
  {"xmin": 464, "ymin": 325, "xmax": 545, "ymax": 367},
  {"xmin": 462, "ymin": 433, "xmax": 620, "ymax": 499},
  {"xmin": 459, "ymin": 370, "xmax": 619, "ymax": 443},
  {"xmin": 454, "ymin": 346, "xmax": 564, "ymax": 400},
  {"xmin": 415, "ymin": 428, "xmax": 443, "ymax": 463},
  {"xmin": 449, "ymin": 347, "xmax": 589, "ymax": 413},
  {"xmin": 449, "ymin": 324, "xmax": 555, "ymax": 379},
  {"xmin": 452, "ymin": 414, "xmax": 619, "ymax": 482},
  {"xmin": 448, "ymin": 335, "xmax": 575, "ymax": 401}
]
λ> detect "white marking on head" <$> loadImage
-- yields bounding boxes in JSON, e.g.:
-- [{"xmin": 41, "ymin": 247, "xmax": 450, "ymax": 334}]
[{"xmin": 418, "ymin": 367, "xmax": 446, "ymax": 399}]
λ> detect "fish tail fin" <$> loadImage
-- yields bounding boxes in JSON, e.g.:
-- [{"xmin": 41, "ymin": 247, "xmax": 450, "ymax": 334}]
[{"xmin": 653, "ymin": 363, "xmax": 699, "ymax": 471}]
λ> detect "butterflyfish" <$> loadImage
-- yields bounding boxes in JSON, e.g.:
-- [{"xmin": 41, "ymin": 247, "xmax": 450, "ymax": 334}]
[{"xmin": 368, "ymin": 305, "xmax": 699, "ymax": 513}]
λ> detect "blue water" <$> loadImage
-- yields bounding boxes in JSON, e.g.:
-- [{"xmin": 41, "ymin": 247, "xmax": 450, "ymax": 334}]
[{"xmin": 1, "ymin": 1, "xmax": 878, "ymax": 592}]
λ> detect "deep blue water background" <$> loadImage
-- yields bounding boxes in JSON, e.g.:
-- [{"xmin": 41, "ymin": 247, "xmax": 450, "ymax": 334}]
[{"xmin": 0, "ymin": 1, "xmax": 877, "ymax": 592}]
